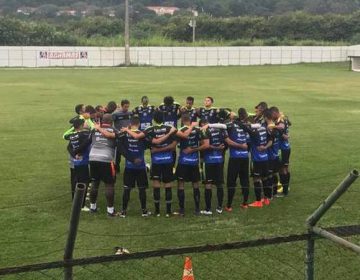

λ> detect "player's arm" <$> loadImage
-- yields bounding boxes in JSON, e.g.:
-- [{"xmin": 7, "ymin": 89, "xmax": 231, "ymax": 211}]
[
  {"xmin": 225, "ymin": 137, "xmax": 248, "ymax": 149},
  {"xmin": 63, "ymin": 127, "xmax": 75, "ymax": 139},
  {"xmin": 151, "ymin": 140, "xmax": 177, "ymax": 153},
  {"xmin": 176, "ymin": 124, "xmax": 196, "ymax": 139},
  {"xmin": 257, "ymin": 138, "xmax": 273, "ymax": 152},
  {"xmin": 150, "ymin": 127, "xmax": 177, "ymax": 145},
  {"xmin": 94, "ymin": 123, "xmax": 116, "ymax": 138},
  {"xmin": 121, "ymin": 127, "xmax": 145, "ymax": 139},
  {"xmin": 187, "ymin": 138, "xmax": 210, "ymax": 153}
]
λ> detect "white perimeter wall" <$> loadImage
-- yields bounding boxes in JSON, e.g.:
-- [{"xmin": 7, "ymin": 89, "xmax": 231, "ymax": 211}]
[{"xmin": 0, "ymin": 46, "xmax": 352, "ymax": 67}]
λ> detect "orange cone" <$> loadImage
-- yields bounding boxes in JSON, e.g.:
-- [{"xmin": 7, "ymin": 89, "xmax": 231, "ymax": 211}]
[{"xmin": 182, "ymin": 257, "xmax": 195, "ymax": 280}]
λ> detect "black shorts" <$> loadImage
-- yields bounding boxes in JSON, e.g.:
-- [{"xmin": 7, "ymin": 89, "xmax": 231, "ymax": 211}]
[
  {"xmin": 74, "ymin": 165, "xmax": 90, "ymax": 184},
  {"xmin": 281, "ymin": 149, "xmax": 291, "ymax": 166},
  {"xmin": 227, "ymin": 158, "xmax": 249, "ymax": 187},
  {"xmin": 253, "ymin": 161, "xmax": 269, "ymax": 178},
  {"xmin": 176, "ymin": 164, "xmax": 200, "ymax": 183},
  {"xmin": 269, "ymin": 158, "xmax": 281, "ymax": 174},
  {"xmin": 150, "ymin": 163, "xmax": 174, "ymax": 183},
  {"xmin": 205, "ymin": 163, "xmax": 224, "ymax": 185},
  {"xmin": 90, "ymin": 161, "xmax": 116, "ymax": 184},
  {"xmin": 123, "ymin": 168, "xmax": 148, "ymax": 188}
]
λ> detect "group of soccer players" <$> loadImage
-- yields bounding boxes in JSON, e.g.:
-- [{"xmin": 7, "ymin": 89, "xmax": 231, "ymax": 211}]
[{"xmin": 63, "ymin": 96, "xmax": 291, "ymax": 217}]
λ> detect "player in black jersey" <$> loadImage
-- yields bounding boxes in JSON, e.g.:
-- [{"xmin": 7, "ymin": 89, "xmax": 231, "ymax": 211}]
[
  {"xmin": 124, "ymin": 111, "xmax": 177, "ymax": 217},
  {"xmin": 180, "ymin": 96, "xmax": 198, "ymax": 125},
  {"xmin": 175, "ymin": 114, "xmax": 209, "ymax": 216},
  {"xmin": 133, "ymin": 96, "xmax": 156, "ymax": 131},
  {"xmin": 271, "ymin": 107, "xmax": 292, "ymax": 196},
  {"xmin": 199, "ymin": 119, "xmax": 227, "ymax": 215}
]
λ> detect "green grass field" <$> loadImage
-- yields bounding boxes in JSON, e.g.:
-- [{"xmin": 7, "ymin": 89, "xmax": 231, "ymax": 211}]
[{"xmin": 1, "ymin": 63, "xmax": 360, "ymax": 279}]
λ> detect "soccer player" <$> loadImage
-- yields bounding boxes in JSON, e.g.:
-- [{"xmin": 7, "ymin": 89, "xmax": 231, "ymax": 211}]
[
  {"xmin": 158, "ymin": 96, "xmax": 181, "ymax": 168},
  {"xmin": 112, "ymin": 99, "xmax": 133, "ymax": 173},
  {"xmin": 68, "ymin": 104, "xmax": 95, "ymax": 130},
  {"xmin": 264, "ymin": 108, "xmax": 283, "ymax": 198},
  {"xmin": 64, "ymin": 117, "xmax": 92, "ymax": 211},
  {"xmin": 105, "ymin": 101, "xmax": 117, "ymax": 114},
  {"xmin": 272, "ymin": 107, "xmax": 292, "ymax": 196},
  {"xmin": 200, "ymin": 119, "xmax": 227, "ymax": 215},
  {"xmin": 132, "ymin": 96, "xmax": 156, "ymax": 131},
  {"xmin": 97, "ymin": 116, "xmax": 150, "ymax": 217},
  {"xmin": 180, "ymin": 96, "xmax": 198, "ymax": 124},
  {"xmin": 88, "ymin": 114, "xmax": 119, "ymax": 217},
  {"xmin": 158, "ymin": 96, "xmax": 181, "ymax": 128},
  {"xmin": 175, "ymin": 114, "xmax": 209, "ymax": 216},
  {"xmin": 197, "ymin": 97, "xmax": 232, "ymax": 124},
  {"xmin": 123, "ymin": 111, "xmax": 177, "ymax": 217},
  {"xmin": 223, "ymin": 109, "xmax": 250, "ymax": 211},
  {"xmin": 249, "ymin": 101, "xmax": 268, "ymax": 127},
  {"xmin": 246, "ymin": 114, "xmax": 274, "ymax": 208}
]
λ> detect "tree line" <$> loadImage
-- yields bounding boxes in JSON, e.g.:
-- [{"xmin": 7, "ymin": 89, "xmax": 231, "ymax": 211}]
[
  {"xmin": 1, "ymin": 0, "xmax": 360, "ymax": 17},
  {"xmin": 1, "ymin": 12, "xmax": 360, "ymax": 46}
]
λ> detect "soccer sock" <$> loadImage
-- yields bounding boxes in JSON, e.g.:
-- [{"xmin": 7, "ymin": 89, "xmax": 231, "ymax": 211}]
[
  {"xmin": 287, "ymin": 172, "xmax": 291, "ymax": 186},
  {"xmin": 193, "ymin": 187, "xmax": 200, "ymax": 210},
  {"xmin": 177, "ymin": 189, "xmax": 185, "ymax": 210},
  {"xmin": 139, "ymin": 187, "xmax": 147, "ymax": 210},
  {"xmin": 263, "ymin": 178, "xmax": 272, "ymax": 199},
  {"xmin": 283, "ymin": 173, "xmax": 291, "ymax": 195},
  {"xmin": 272, "ymin": 174, "xmax": 279, "ymax": 195},
  {"xmin": 205, "ymin": 188, "xmax": 212, "ymax": 211},
  {"xmin": 122, "ymin": 187, "xmax": 131, "ymax": 211},
  {"xmin": 227, "ymin": 186, "xmax": 235, "ymax": 207},
  {"xmin": 153, "ymin": 188, "xmax": 160, "ymax": 213},
  {"xmin": 216, "ymin": 184, "xmax": 224, "ymax": 208},
  {"xmin": 90, "ymin": 181, "xmax": 100, "ymax": 204},
  {"xmin": 254, "ymin": 181, "xmax": 262, "ymax": 201},
  {"xmin": 242, "ymin": 185, "xmax": 249, "ymax": 204},
  {"xmin": 82, "ymin": 183, "xmax": 89, "ymax": 208},
  {"xmin": 165, "ymin": 188, "xmax": 172, "ymax": 214},
  {"xmin": 90, "ymin": 203, "xmax": 97, "ymax": 210},
  {"xmin": 279, "ymin": 173, "xmax": 286, "ymax": 186},
  {"xmin": 105, "ymin": 184, "xmax": 115, "ymax": 208},
  {"xmin": 107, "ymin": 206, "xmax": 114, "ymax": 214}
]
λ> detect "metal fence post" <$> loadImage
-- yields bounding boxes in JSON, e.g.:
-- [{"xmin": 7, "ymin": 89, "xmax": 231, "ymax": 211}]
[
  {"xmin": 306, "ymin": 170, "xmax": 359, "ymax": 227},
  {"xmin": 305, "ymin": 232, "xmax": 315, "ymax": 280},
  {"xmin": 64, "ymin": 183, "xmax": 86, "ymax": 280}
]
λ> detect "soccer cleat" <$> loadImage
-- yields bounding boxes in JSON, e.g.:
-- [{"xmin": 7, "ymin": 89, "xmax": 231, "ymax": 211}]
[
  {"xmin": 216, "ymin": 207, "xmax": 223, "ymax": 214},
  {"xmin": 165, "ymin": 213, "xmax": 171, "ymax": 218},
  {"xmin": 142, "ymin": 210, "xmax": 151, "ymax": 217},
  {"xmin": 240, "ymin": 203, "xmax": 249, "ymax": 209},
  {"xmin": 194, "ymin": 209, "xmax": 201, "ymax": 216},
  {"xmin": 249, "ymin": 201, "xmax": 263, "ymax": 208},
  {"xmin": 107, "ymin": 211, "xmax": 118, "ymax": 217},
  {"xmin": 154, "ymin": 211, "xmax": 161, "ymax": 217},
  {"xmin": 173, "ymin": 209, "xmax": 185, "ymax": 217},
  {"xmin": 275, "ymin": 193, "xmax": 285, "ymax": 198},
  {"xmin": 224, "ymin": 206, "xmax": 233, "ymax": 212},
  {"xmin": 119, "ymin": 211, "xmax": 126, "ymax": 218},
  {"xmin": 81, "ymin": 206, "xmax": 90, "ymax": 212},
  {"xmin": 262, "ymin": 198, "xmax": 271, "ymax": 206},
  {"xmin": 200, "ymin": 210, "xmax": 213, "ymax": 215}
]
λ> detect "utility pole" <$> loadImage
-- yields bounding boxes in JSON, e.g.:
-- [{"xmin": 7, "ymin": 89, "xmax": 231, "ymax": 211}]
[
  {"xmin": 124, "ymin": 0, "xmax": 130, "ymax": 66},
  {"xmin": 189, "ymin": 9, "xmax": 198, "ymax": 44}
]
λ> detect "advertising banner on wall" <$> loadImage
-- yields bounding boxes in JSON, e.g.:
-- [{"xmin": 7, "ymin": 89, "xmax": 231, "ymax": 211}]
[{"xmin": 39, "ymin": 51, "xmax": 88, "ymax": 59}]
